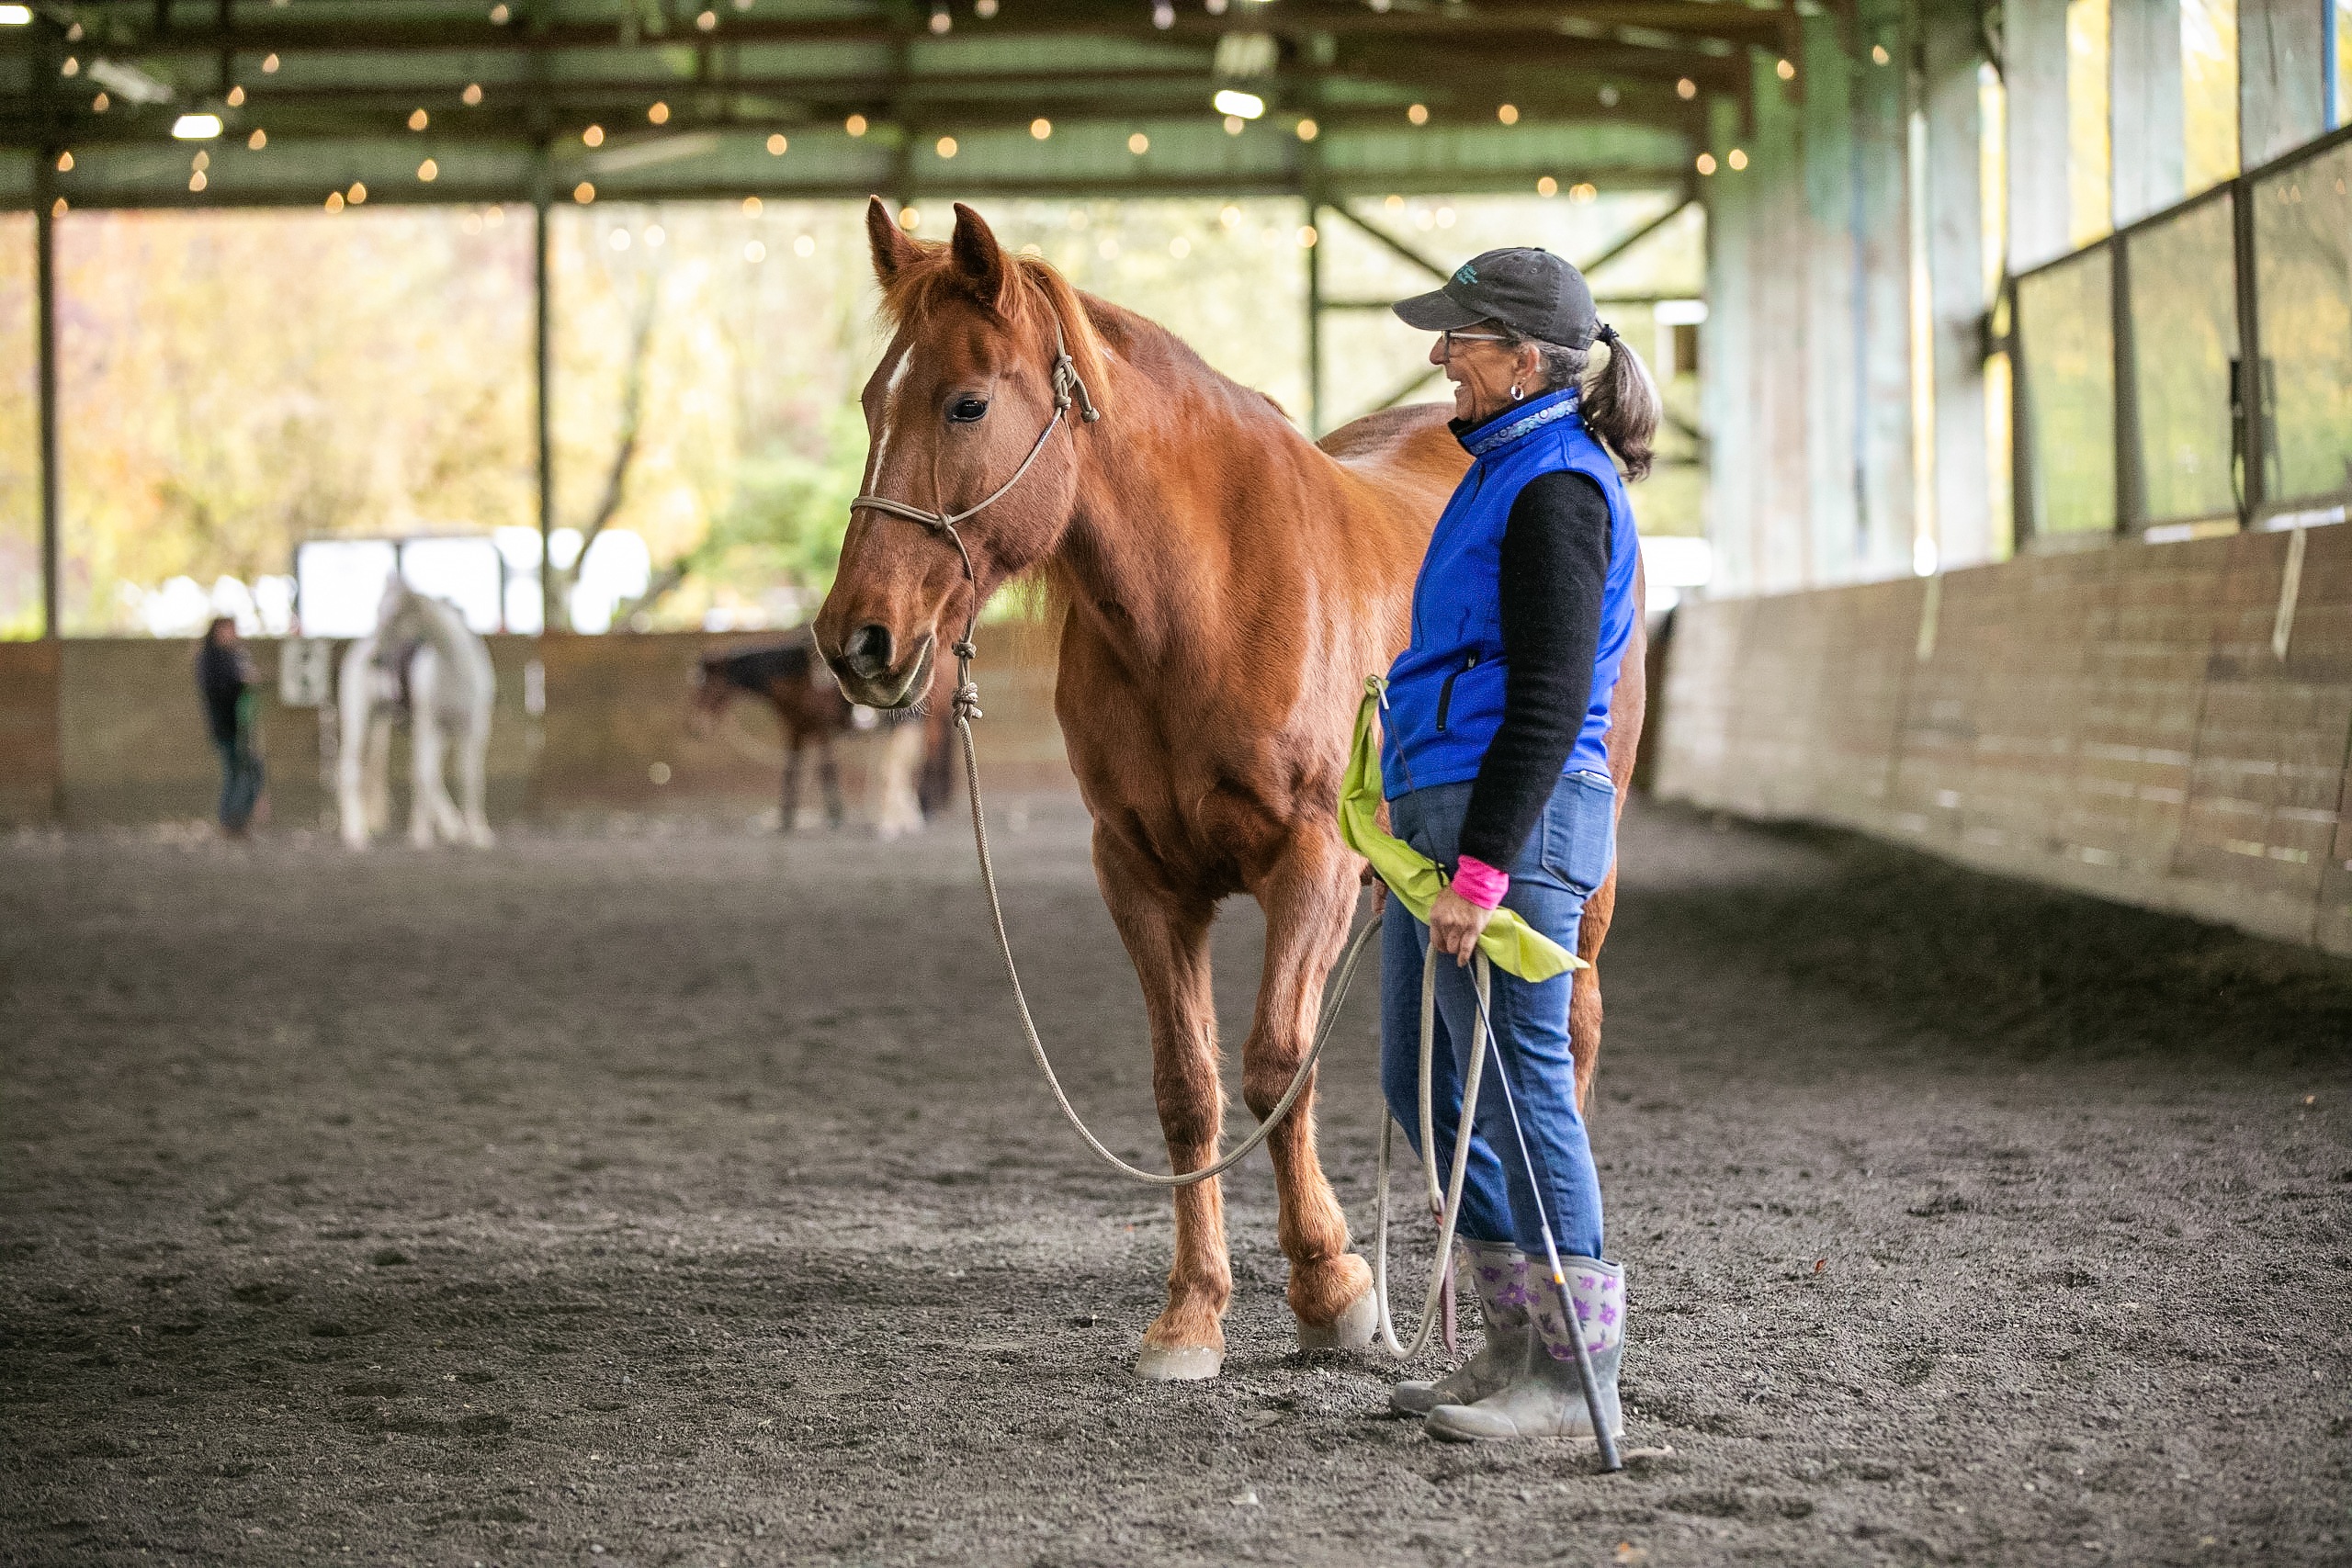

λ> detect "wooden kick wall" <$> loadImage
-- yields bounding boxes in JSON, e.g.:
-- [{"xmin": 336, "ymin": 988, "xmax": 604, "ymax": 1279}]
[{"xmin": 1655, "ymin": 526, "xmax": 2352, "ymax": 955}]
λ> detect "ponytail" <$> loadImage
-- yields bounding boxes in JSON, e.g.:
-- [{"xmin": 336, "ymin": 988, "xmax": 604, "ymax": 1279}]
[{"xmin": 1580, "ymin": 326, "xmax": 1660, "ymax": 482}]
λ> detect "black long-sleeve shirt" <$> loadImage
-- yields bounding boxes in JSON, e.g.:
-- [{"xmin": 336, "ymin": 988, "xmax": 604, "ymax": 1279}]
[
  {"xmin": 197, "ymin": 640, "xmax": 252, "ymax": 746},
  {"xmin": 1456, "ymin": 469, "xmax": 1612, "ymax": 870}
]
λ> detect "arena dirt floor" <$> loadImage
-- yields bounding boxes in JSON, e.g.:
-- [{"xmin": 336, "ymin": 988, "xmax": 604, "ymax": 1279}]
[{"xmin": 4, "ymin": 795, "xmax": 2349, "ymax": 1568}]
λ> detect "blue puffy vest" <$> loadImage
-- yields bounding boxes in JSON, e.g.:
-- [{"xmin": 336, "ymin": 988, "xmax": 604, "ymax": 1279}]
[{"xmin": 1380, "ymin": 385, "xmax": 1640, "ymax": 801}]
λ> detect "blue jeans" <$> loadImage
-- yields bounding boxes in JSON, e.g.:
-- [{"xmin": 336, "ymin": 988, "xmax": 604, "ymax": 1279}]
[
  {"xmin": 214, "ymin": 736, "xmax": 265, "ymax": 831},
  {"xmin": 1379, "ymin": 772, "xmax": 1616, "ymax": 1259}
]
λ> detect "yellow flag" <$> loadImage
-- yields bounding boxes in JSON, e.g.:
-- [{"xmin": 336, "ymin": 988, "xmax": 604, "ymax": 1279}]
[{"xmin": 1338, "ymin": 676, "xmax": 1583, "ymax": 982}]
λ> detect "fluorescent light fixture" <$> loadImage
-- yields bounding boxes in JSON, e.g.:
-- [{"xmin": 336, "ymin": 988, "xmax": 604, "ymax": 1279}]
[
  {"xmin": 588, "ymin": 131, "xmax": 718, "ymax": 174},
  {"xmin": 89, "ymin": 58, "xmax": 174, "ymax": 104},
  {"xmin": 0, "ymin": 6, "xmax": 35, "ymax": 24},
  {"xmin": 172, "ymin": 113, "xmax": 224, "ymax": 140},
  {"xmin": 1211, "ymin": 89, "xmax": 1264, "ymax": 119}
]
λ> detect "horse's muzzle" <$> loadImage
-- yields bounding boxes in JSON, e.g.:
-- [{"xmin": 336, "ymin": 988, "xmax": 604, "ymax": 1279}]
[{"xmin": 827, "ymin": 630, "xmax": 933, "ymax": 710}]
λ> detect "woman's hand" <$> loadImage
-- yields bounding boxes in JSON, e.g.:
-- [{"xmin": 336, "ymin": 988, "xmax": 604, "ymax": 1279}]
[{"xmin": 1429, "ymin": 885, "xmax": 1495, "ymax": 967}]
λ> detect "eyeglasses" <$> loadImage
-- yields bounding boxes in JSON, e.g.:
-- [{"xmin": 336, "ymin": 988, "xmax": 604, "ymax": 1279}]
[{"xmin": 1439, "ymin": 330, "xmax": 1510, "ymax": 359}]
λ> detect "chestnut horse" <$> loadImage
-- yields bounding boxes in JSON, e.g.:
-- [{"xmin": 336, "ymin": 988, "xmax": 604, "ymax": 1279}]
[{"xmin": 816, "ymin": 198, "xmax": 1643, "ymax": 1381}]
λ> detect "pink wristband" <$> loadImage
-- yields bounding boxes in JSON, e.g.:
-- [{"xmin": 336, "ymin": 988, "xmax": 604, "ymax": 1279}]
[{"xmin": 1452, "ymin": 854, "xmax": 1510, "ymax": 910}]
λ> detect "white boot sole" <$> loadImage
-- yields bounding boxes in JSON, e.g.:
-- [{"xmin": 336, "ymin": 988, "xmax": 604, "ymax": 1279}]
[
  {"xmin": 1295, "ymin": 1285, "xmax": 1379, "ymax": 1352},
  {"xmin": 1134, "ymin": 1344, "xmax": 1224, "ymax": 1382}
]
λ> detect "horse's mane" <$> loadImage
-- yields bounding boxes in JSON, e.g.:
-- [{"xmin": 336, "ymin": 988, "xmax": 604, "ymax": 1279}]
[{"xmin": 875, "ymin": 243, "xmax": 1114, "ymax": 417}]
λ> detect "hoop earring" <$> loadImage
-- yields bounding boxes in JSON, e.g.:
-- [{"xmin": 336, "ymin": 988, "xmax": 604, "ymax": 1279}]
[{"xmin": 1510, "ymin": 382, "xmax": 1525, "ymax": 401}]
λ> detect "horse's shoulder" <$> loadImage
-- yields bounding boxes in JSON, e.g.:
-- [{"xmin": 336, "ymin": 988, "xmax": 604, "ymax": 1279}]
[{"xmin": 1315, "ymin": 402, "xmax": 1463, "ymax": 475}]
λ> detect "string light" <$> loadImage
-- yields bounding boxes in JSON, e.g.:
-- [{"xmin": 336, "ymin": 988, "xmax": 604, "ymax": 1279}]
[
  {"xmin": 1536, "ymin": 175, "xmax": 1557, "ymax": 197},
  {"xmin": 50, "ymin": 197, "xmax": 66, "ymax": 217},
  {"xmin": 898, "ymin": 205, "xmax": 921, "ymax": 231},
  {"xmin": 846, "ymin": 114, "xmax": 868, "ymax": 136},
  {"xmin": 1569, "ymin": 182, "xmax": 1598, "ymax": 203},
  {"xmin": 1498, "ymin": 103, "xmax": 1519, "ymax": 125},
  {"xmin": 741, "ymin": 195, "xmax": 762, "ymax": 214},
  {"xmin": 490, "ymin": 1, "xmax": 509, "ymax": 18},
  {"xmin": 1695, "ymin": 152, "xmax": 1717, "ymax": 175},
  {"xmin": 1295, "ymin": 224, "xmax": 1317, "ymax": 248},
  {"xmin": 189, "ymin": 170, "xmax": 207, "ymax": 192},
  {"xmin": 977, "ymin": 0, "xmax": 998, "ymax": 14},
  {"xmin": 1599, "ymin": 85, "xmax": 1620, "ymax": 107},
  {"xmin": 767, "ymin": 133, "xmax": 788, "ymax": 154},
  {"xmin": 1224, "ymin": 117, "xmax": 1243, "ymax": 135},
  {"xmin": 226, "ymin": 85, "xmax": 245, "ymax": 107},
  {"xmin": 60, "ymin": 56, "xmax": 77, "ymax": 75},
  {"xmin": 409, "ymin": 107, "xmax": 429, "ymax": 130},
  {"xmin": 463, "ymin": 83, "xmax": 484, "ymax": 106},
  {"xmin": 935, "ymin": 135, "xmax": 958, "ymax": 158},
  {"xmin": 1151, "ymin": 2, "xmax": 1173, "ymax": 28},
  {"xmin": 262, "ymin": 52, "xmax": 279, "ymax": 73},
  {"xmin": 1726, "ymin": 147, "xmax": 1747, "ymax": 170},
  {"xmin": 247, "ymin": 128, "xmax": 266, "ymax": 149},
  {"xmin": 91, "ymin": 91, "xmax": 108, "ymax": 112},
  {"xmin": 1776, "ymin": 58, "xmax": 1795, "ymax": 80},
  {"xmin": 1294, "ymin": 118, "xmax": 1317, "ymax": 141},
  {"xmin": 794, "ymin": 233, "xmax": 815, "ymax": 256},
  {"xmin": 649, "ymin": 101, "xmax": 670, "ymax": 124},
  {"xmin": 574, "ymin": 181, "xmax": 595, "ymax": 202},
  {"xmin": 325, "ymin": 190, "xmax": 344, "ymax": 211},
  {"xmin": 1127, "ymin": 131, "xmax": 1148, "ymax": 154},
  {"xmin": 55, "ymin": 151, "xmax": 72, "ymax": 172},
  {"xmin": 348, "ymin": 181, "xmax": 368, "ymax": 203},
  {"xmin": 1217, "ymin": 204, "xmax": 1240, "ymax": 229},
  {"xmin": 1871, "ymin": 43, "xmax": 1890, "ymax": 64},
  {"xmin": 193, "ymin": 150, "xmax": 209, "ymax": 170},
  {"xmin": 418, "ymin": 158, "xmax": 438, "ymax": 181},
  {"xmin": 929, "ymin": 4, "xmax": 950, "ymax": 32},
  {"xmin": 695, "ymin": 8, "xmax": 717, "ymax": 28},
  {"xmin": 1675, "ymin": 77, "xmax": 1696, "ymax": 99},
  {"xmin": 1384, "ymin": 194, "xmax": 1403, "ymax": 209},
  {"xmin": 1407, "ymin": 103, "xmax": 1429, "ymax": 125},
  {"xmin": 582, "ymin": 124, "xmax": 605, "ymax": 147},
  {"xmin": 1031, "ymin": 117, "xmax": 1052, "ymax": 140}
]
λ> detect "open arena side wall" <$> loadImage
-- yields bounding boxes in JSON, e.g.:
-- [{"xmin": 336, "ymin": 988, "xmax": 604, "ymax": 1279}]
[
  {"xmin": 1655, "ymin": 526, "xmax": 2352, "ymax": 957},
  {"xmin": 0, "ymin": 626, "xmax": 1077, "ymax": 831}
]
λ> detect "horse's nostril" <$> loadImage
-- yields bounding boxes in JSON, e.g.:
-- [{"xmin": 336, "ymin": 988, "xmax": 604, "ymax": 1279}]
[{"xmin": 845, "ymin": 623, "xmax": 894, "ymax": 677}]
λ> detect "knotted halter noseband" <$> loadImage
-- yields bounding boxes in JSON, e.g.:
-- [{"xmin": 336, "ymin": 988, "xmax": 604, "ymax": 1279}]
[{"xmin": 849, "ymin": 310, "xmax": 1100, "ymax": 721}]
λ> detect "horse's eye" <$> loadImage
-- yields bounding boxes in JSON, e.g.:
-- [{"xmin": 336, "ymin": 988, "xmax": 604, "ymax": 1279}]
[{"xmin": 948, "ymin": 396, "xmax": 989, "ymax": 423}]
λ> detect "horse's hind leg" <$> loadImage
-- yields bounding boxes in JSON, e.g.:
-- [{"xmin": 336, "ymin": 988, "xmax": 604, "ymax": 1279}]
[
  {"xmin": 1093, "ymin": 827, "xmax": 1229, "ymax": 1381},
  {"xmin": 1568, "ymin": 869, "xmax": 1619, "ymax": 1114},
  {"xmin": 1240, "ymin": 832, "xmax": 1374, "ymax": 1348},
  {"xmin": 457, "ymin": 720, "xmax": 494, "ymax": 848},
  {"xmin": 818, "ymin": 737, "xmax": 844, "ymax": 829}
]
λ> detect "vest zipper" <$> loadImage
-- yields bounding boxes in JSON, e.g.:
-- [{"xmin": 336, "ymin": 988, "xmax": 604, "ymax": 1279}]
[{"xmin": 1433, "ymin": 654, "xmax": 1477, "ymax": 732}]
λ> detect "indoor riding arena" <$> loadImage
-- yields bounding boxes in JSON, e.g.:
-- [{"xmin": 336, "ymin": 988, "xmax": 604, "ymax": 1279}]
[{"xmin": 5, "ymin": 5, "xmax": 2351, "ymax": 1568}]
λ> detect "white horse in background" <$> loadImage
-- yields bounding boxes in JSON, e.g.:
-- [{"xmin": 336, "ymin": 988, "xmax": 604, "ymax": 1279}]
[{"xmin": 338, "ymin": 578, "xmax": 497, "ymax": 850}]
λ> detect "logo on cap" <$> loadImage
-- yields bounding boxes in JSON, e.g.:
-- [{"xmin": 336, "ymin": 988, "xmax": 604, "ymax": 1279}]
[{"xmin": 1453, "ymin": 263, "xmax": 1477, "ymax": 287}]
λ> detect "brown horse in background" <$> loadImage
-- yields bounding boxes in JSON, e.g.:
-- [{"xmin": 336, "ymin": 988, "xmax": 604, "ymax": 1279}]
[
  {"xmin": 815, "ymin": 198, "xmax": 1643, "ymax": 1380},
  {"xmin": 691, "ymin": 634, "xmax": 955, "ymax": 831}
]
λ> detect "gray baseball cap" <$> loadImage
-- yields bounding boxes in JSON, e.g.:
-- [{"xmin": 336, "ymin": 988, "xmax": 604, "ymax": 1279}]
[{"xmin": 1393, "ymin": 246, "xmax": 1601, "ymax": 350}]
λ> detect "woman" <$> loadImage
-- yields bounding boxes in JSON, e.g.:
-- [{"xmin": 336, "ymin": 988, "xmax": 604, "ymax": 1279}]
[
  {"xmin": 197, "ymin": 616, "xmax": 266, "ymax": 837},
  {"xmin": 1375, "ymin": 247, "xmax": 1657, "ymax": 1443}
]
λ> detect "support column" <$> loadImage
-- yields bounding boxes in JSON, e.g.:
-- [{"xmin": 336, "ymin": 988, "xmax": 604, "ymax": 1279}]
[
  {"xmin": 2005, "ymin": 0, "xmax": 2072, "ymax": 270},
  {"xmin": 1305, "ymin": 196, "xmax": 1324, "ymax": 438},
  {"xmin": 2240, "ymin": 0, "xmax": 2328, "ymax": 165},
  {"xmin": 2112, "ymin": 0, "xmax": 2187, "ymax": 225},
  {"xmin": 1802, "ymin": 11, "xmax": 1861, "ymax": 584},
  {"xmin": 37, "ymin": 173, "xmax": 60, "ymax": 640},
  {"xmin": 1920, "ymin": 4, "xmax": 1991, "ymax": 570},
  {"xmin": 535, "ymin": 189, "xmax": 555, "ymax": 637}
]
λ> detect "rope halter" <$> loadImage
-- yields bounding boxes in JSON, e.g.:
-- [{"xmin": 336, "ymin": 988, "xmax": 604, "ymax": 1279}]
[{"xmin": 848, "ymin": 312, "xmax": 1100, "ymax": 723}]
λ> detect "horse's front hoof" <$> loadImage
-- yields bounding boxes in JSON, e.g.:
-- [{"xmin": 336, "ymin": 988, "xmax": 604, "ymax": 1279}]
[
  {"xmin": 1134, "ymin": 1344, "xmax": 1224, "ymax": 1382},
  {"xmin": 1296, "ymin": 1283, "xmax": 1379, "ymax": 1352}
]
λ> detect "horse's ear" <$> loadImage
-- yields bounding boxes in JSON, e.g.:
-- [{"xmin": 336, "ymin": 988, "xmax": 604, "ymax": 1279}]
[
  {"xmin": 865, "ymin": 195, "xmax": 918, "ymax": 285},
  {"xmin": 949, "ymin": 203, "xmax": 1012, "ymax": 312}
]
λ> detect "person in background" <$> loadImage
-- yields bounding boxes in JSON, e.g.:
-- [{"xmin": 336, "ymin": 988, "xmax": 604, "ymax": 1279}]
[{"xmin": 197, "ymin": 616, "xmax": 266, "ymax": 836}]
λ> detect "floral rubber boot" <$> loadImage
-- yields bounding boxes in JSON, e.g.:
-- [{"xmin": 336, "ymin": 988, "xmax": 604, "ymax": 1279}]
[
  {"xmin": 1389, "ymin": 1239, "xmax": 1535, "ymax": 1416},
  {"xmin": 1425, "ymin": 1255, "xmax": 1623, "ymax": 1442}
]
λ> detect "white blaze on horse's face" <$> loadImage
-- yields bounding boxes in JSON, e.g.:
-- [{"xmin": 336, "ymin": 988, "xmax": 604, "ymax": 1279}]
[{"xmin": 817, "ymin": 197, "xmax": 1079, "ymax": 711}]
